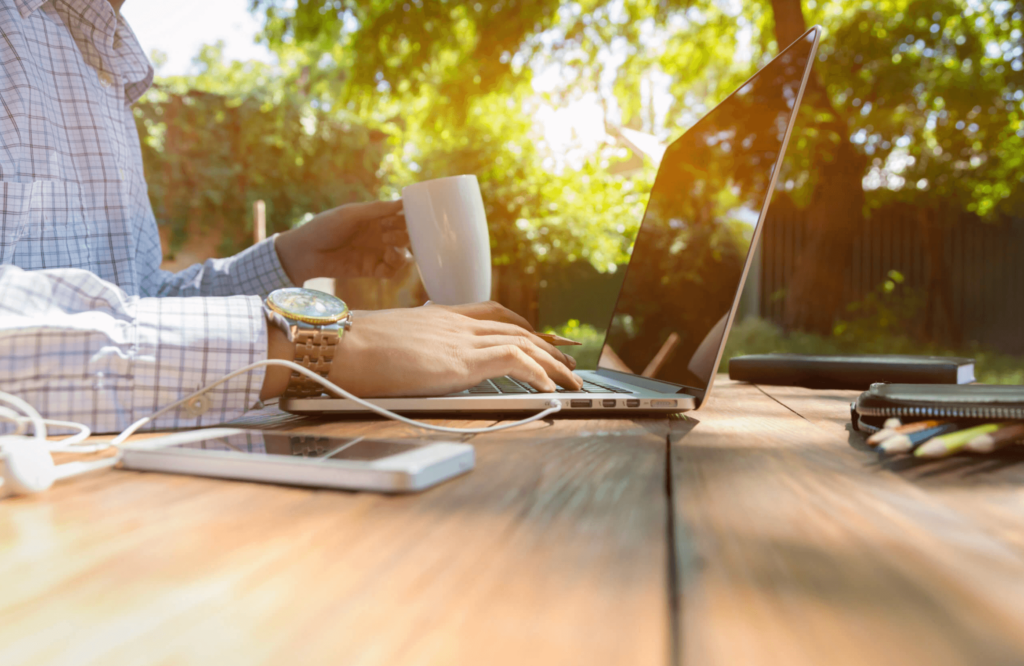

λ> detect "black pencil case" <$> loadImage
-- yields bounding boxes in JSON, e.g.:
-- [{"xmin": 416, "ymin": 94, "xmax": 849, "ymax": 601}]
[{"xmin": 850, "ymin": 383, "xmax": 1024, "ymax": 434}]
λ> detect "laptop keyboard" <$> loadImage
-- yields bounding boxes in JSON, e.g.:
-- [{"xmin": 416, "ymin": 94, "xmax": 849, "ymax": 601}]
[{"xmin": 461, "ymin": 376, "xmax": 634, "ymax": 395}]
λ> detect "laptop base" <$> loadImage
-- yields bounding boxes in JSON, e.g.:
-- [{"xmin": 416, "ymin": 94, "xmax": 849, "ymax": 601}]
[{"xmin": 280, "ymin": 370, "xmax": 695, "ymax": 416}]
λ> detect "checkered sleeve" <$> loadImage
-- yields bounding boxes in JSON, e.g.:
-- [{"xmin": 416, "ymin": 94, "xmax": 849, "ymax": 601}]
[
  {"xmin": 144, "ymin": 234, "xmax": 294, "ymax": 299},
  {"xmin": 0, "ymin": 264, "xmax": 268, "ymax": 434}
]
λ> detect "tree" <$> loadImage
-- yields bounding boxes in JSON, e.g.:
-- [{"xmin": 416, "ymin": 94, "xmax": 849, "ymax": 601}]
[
  {"xmin": 244, "ymin": 0, "xmax": 1024, "ymax": 334},
  {"xmin": 248, "ymin": 0, "xmax": 651, "ymax": 273},
  {"xmin": 769, "ymin": 0, "xmax": 867, "ymax": 333},
  {"xmin": 524, "ymin": 0, "xmax": 1024, "ymax": 333}
]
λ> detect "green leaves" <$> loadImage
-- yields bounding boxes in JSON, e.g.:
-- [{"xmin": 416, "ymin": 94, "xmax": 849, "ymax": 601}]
[
  {"xmin": 140, "ymin": 0, "xmax": 1024, "ymax": 279},
  {"xmin": 135, "ymin": 43, "xmax": 387, "ymax": 257},
  {"xmin": 252, "ymin": 0, "xmax": 563, "ymax": 97}
]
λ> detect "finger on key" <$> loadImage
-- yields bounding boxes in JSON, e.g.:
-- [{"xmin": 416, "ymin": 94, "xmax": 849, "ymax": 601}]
[
  {"xmin": 473, "ymin": 345, "xmax": 555, "ymax": 393},
  {"xmin": 475, "ymin": 336, "xmax": 581, "ymax": 389},
  {"xmin": 474, "ymin": 322, "xmax": 576, "ymax": 369}
]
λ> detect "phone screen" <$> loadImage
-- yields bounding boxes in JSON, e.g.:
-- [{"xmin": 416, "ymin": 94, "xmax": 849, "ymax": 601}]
[{"xmin": 167, "ymin": 431, "xmax": 425, "ymax": 462}]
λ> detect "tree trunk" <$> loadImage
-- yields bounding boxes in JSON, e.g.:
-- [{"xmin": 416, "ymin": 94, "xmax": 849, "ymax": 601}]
[
  {"xmin": 770, "ymin": 0, "xmax": 807, "ymax": 44},
  {"xmin": 780, "ymin": 124, "xmax": 867, "ymax": 333},
  {"xmin": 919, "ymin": 206, "xmax": 962, "ymax": 346},
  {"xmin": 770, "ymin": 0, "xmax": 868, "ymax": 334}
]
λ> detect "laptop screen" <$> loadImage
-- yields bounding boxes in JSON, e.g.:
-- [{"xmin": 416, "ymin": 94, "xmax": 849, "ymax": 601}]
[{"xmin": 599, "ymin": 29, "xmax": 818, "ymax": 393}]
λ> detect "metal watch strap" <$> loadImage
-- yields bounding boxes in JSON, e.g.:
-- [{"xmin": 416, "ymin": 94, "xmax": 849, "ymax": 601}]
[{"xmin": 283, "ymin": 326, "xmax": 340, "ymax": 398}]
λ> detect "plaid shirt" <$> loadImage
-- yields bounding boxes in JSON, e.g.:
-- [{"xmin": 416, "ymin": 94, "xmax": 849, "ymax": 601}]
[{"xmin": 0, "ymin": 0, "xmax": 294, "ymax": 432}]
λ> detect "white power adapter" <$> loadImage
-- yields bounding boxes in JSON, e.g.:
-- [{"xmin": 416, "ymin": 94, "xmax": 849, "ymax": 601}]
[{"xmin": 0, "ymin": 436, "xmax": 57, "ymax": 498}]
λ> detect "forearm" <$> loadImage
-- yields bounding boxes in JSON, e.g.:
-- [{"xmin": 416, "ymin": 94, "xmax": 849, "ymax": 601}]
[
  {"xmin": 141, "ymin": 230, "xmax": 294, "ymax": 299},
  {"xmin": 0, "ymin": 265, "xmax": 271, "ymax": 433}
]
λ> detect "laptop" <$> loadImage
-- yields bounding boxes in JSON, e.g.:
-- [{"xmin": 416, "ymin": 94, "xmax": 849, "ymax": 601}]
[{"xmin": 282, "ymin": 26, "xmax": 821, "ymax": 417}]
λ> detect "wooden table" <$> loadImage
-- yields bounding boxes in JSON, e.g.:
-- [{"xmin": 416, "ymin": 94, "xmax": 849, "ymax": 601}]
[{"xmin": 2, "ymin": 377, "xmax": 1024, "ymax": 666}]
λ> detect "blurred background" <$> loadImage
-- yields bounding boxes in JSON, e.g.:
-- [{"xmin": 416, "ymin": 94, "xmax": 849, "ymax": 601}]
[{"xmin": 125, "ymin": 0, "xmax": 1024, "ymax": 383}]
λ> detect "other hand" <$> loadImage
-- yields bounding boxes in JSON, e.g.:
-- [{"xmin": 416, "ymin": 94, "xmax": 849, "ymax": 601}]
[
  {"xmin": 327, "ymin": 301, "xmax": 582, "ymax": 397},
  {"xmin": 274, "ymin": 200, "xmax": 410, "ymax": 286}
]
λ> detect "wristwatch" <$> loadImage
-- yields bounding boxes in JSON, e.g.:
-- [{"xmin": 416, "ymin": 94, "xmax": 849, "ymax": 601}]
[{"xmin": 265, "ymin": 287, "xmax": 352, "ymax": 398}]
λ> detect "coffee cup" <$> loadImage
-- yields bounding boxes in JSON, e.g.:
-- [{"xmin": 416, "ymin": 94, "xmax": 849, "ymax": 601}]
[{"xmin": 401, "ymin": 175, "xmax": 492, "ymax": 305}]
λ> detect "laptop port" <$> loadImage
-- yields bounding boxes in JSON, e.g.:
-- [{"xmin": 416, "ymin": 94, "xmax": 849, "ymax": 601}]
[
  {"xmin": 570, "ymin": 399, "xmax": 593, "ymax": 408},
  {"xmin": 651, "ymin": 399, "xmax": 678, "ymax": 408},
  {"xmin": 602, "ymin": 399, "xmax": 617, "ymax": 408},
  {"xmin": 626, "ymin": 399, "xmax": 641, "ymax": 408}
]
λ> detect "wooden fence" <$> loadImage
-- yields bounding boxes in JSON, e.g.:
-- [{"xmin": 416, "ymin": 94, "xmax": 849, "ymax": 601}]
[{"xmin": 758, "ymin": 198, "xmax": 1024, "ymax": 354}]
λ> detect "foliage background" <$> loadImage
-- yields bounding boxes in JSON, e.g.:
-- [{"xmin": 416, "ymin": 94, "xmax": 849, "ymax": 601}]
[{"xmin": 135, "ymin": 0, "xmax": 1024, "ymax": 380}]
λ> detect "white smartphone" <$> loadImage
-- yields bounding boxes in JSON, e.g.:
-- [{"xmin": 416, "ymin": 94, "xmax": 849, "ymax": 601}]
[{"xmin": 119, "ymin": 428, "xmax": 474, "ymax": 493}]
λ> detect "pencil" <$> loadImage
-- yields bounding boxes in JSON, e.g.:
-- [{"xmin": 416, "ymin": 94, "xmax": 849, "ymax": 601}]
[
  {"xmin": 914, "ymin": 423, "xmax": 1004, "ymax": 458},
  {"xmin": 867, "ymin": 419, "xmax": 942, "ymax": 447},
  {"xmin": 536, "ymin": 332, "xmax": 582, "ymax": 346},
  {"xmin": 877, "ymin": 422, "xmax": 959, "ymax": 455},
  {"xmin": 965, "ymin": 423, "xmax": 1024, "ymax": 454}
]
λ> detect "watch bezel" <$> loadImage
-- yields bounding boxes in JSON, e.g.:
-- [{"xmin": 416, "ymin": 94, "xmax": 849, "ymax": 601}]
[{"xmin": 266, "ymin": 287, "xmax": 350, "ymax": 326}]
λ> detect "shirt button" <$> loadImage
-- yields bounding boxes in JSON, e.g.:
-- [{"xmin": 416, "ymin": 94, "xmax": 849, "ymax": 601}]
[
  {"xmin": 99, "ymin": 72, "xmax": 114, "ymax": 88},
  {"xmin": 119, "ymin": 168, "xmax": 126, "ymax": 181},
  {"xmin": 183, "ymin": 394, "xmax": 212, "ymax": 418}
]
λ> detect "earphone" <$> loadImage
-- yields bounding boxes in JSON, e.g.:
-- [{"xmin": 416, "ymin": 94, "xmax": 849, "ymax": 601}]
[
  {"xmin": 0, "ymin": 359, "xmax": 563, "ymax": 498},
  {"xmin": 0, "ymin": 437, "xmax": 56, "ymax": 496}
]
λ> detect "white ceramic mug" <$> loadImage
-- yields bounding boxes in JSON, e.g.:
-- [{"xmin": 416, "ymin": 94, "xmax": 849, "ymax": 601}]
[{"xmin": 401, "ymin": 175, "xmax": 492, "ymax": 305}]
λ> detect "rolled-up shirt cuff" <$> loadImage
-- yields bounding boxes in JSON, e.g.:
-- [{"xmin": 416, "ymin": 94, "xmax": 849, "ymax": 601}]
[
  {"xmin": 132, "ymin": 294, "xmax": 268, "ymax": 430},
  {"xmin": 227, "ymin": 234, "xmax": 295, "ymax": 298}
]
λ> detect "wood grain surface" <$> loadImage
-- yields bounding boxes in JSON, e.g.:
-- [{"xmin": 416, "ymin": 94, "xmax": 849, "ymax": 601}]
[
  {"xmin": 5, "ymin": 379, "xmax": 1024, "ymax": 666},
  {"xmin": 672, "ymin": 379, "xmax": 1024, "ymax": 666},
  {"xmin": 0, "ymin": 413, "xmax": 671, "ymax": 666}
]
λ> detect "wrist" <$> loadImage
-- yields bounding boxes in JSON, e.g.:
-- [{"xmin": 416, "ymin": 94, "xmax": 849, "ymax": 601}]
[
  {"xmin": 263, "ymin": 287, "xmax": 353, "ymax": 399},
  {"xmin": 325, "ymin": 314, "xmax": 369, "ymax": 392},
  {"xmin": 260, "ymin": 325, "xmax": 294, "ymax": 401},
  {"xmin": 273, "ymin": 227, "xmax": 312, "ymax": 286}
]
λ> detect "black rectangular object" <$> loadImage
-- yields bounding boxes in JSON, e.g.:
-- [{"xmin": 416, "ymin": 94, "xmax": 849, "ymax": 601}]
[{"xmin": 728, "ymin": 354, "xmax": 975, "ymax": 390}]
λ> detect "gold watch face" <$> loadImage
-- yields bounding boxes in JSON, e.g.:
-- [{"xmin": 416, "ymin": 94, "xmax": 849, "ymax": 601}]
[{"xmin": 267, "ymin": 288, "xmax": 349, "ymax": 325}]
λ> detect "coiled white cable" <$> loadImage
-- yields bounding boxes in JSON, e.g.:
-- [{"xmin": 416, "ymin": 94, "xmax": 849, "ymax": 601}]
[
  {"xmin": 0, "ymin": 401, "xmax": 93, "ymax": 451},
  {"xmin": 0, "ymin": 394, "xmax": 49, "ymax": 442},
  {"xmin": 1, "ymin": 359, "xmax": 564, "ymax": 474},
  {"xmin": 0, "ymin": 406, "xmax": 31, "ymax": 436}
]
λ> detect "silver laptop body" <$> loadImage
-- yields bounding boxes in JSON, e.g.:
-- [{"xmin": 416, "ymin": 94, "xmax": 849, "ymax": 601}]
[{"xmin": 283, "ymin": 27, "xmax": 821, "ymax": 417}]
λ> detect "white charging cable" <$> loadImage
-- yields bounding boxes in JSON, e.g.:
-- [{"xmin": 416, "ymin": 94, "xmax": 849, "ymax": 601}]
[
  {"xmin": 110, "ymin": 359, "xmax": 563, "ymax": 445},
  {"xmin": 0, "ymin": 360, "xmax": 564, "ymax": 495}
]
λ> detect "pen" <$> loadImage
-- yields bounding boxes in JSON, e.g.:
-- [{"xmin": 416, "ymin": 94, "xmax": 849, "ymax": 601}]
[{"xmin": 536, "ymin": 333, "xmax": 582, "ymax": 346}]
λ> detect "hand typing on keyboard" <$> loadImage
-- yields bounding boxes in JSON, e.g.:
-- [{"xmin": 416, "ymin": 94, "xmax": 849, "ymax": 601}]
[
  {"xmin": 303, "ymin": 301, "xmax": 583, "ymax": 397},
  {"xmin": 463, "ymin": 377, "xmax": 633, "ymax": 395}
]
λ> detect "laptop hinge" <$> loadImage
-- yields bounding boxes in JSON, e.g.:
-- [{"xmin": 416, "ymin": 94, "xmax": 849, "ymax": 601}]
[{"xmin": 595, "ymin": 368, "xmax": 702, "ymax": 398}]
